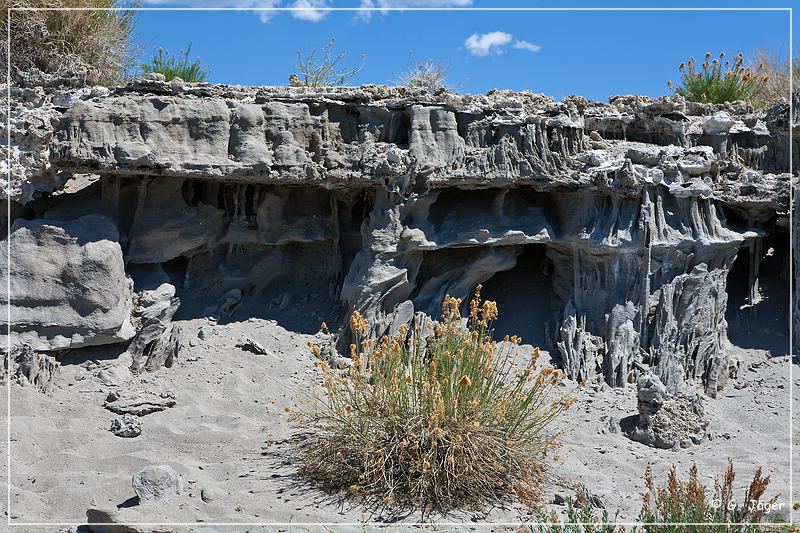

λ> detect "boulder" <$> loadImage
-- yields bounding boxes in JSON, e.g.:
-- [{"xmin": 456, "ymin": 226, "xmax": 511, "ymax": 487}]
[
  {"xmin": 132, "ymin": 465, "xmax": 184, "ymax": 503},
  {"xmin": 0, "ymin": 215, "xmax": 134, "ymax": 351},
  {"xmin": 625, "ymin": 373, "xmax": 709, "ymax": 450}
]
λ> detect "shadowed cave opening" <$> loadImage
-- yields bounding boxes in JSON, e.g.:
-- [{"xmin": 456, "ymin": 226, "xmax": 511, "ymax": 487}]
[
  {"xmin": 473, "ymin": 245, "xmax": 557, "ymax": 349},
  {"xmin": 724, "ymin": 234, "xmax": 790, "ymax": 356}
]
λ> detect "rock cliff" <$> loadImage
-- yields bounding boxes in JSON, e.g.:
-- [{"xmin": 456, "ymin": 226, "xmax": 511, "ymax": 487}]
[{"xmin": 3, "ymin": 73, "xmax": 792, "ymax": 395}]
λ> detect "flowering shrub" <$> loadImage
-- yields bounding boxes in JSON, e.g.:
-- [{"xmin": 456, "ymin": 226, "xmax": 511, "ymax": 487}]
[
  {"xmin": 299, "ymin": 286, "xmax": 572, "ymax": 511},
  {"xmin": 669, "ymin": 52, "xmax": 769, "ymax": 104}
]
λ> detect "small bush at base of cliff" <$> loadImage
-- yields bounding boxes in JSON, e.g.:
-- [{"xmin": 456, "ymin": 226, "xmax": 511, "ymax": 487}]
[
  {"xmin": 669, "ymin": 52, "xmax": 769, "ymax": 105},
  {"xmin": 299, "ymin": 287, "xmax": 573, "ymax": 511},
  {"xmin": 640, "ymin": 460, "xmax": 779, "ymax": 533}
]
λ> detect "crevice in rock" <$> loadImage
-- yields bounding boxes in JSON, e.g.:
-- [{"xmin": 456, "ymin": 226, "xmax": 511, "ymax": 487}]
[
  {"xmin": 476, "ymin": 244, "xmax": 557, "ymax": 348},
  {"xmin": 725, "ymin": 232, "xmax": 790, "ymax": 356}
]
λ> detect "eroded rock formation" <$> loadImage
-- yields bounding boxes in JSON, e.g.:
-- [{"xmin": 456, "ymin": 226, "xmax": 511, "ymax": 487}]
[{"xmin": 3, "ymin": 73, "xmax": 792, "ymax": 396}]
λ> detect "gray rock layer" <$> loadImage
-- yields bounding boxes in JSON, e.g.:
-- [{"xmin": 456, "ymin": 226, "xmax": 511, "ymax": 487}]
[{"xmin": 4, "ymin": 79, "xmax": 792, "ymax": 393}]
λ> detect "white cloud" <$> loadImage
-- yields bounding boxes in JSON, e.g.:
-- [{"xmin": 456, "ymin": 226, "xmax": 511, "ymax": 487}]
[
  {"xmin": 464, "ymin": 31, "xmax": 512, "ymax": 57},
  {"xmin": 142, "ymin": 0, "xmax": 281, "ymax": 22},
  {"xmin": 513, "ymin": 40, "xmax": 541, "ymax": 53},
  {"xmin": 463, "ymin": 31, "xmax": 541, "ymax": 56},
  {"xmin": 290, "ymin": 0, "xmax": 330, "ymax": 21},
  {"xmin": 356, "ymin": 0, "xmax": 472, "ymax": 21}
]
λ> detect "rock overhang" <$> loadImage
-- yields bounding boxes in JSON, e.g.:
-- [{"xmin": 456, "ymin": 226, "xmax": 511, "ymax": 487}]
[{"xmin": 3, "ymin": 76, "xmax": 794, "ymax": 396}]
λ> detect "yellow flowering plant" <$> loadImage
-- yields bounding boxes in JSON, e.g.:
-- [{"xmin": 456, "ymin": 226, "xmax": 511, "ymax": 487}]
[{"xmin": 298, "ymin": 285, "xmax": 573, "ymax": 511}]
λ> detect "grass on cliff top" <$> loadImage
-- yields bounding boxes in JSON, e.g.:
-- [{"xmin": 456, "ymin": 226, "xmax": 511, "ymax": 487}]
[
  {"xmin": 292, "ymin": 37, "xmax": 365, "ymax": 87},
  {"xmin": 139, "ymin": 43, "xmax": 208, "ymax": 83},
  {"xmin": 298, "ymin": 287, "xmax": 573, "ymax": 512},
  {"xmin": 669, "ymin": 51, "xmax": 775, "ymax": 106},
  {"xmin": 2, "ymin": 0, "xmax": 139, "ymax": 85},
  {"xmin": 397, "ymin": 57, "xmax": 448, "ymax": 94}
]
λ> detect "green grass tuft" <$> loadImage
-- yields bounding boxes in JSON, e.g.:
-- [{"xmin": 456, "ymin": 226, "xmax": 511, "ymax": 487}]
[
  {"xmin": 669, "ymin": 52, "xmax": 768, "ymax": 104},
  {"xmin": 139, "ymin": 43, "xmax": 208, "ymax": 83}
]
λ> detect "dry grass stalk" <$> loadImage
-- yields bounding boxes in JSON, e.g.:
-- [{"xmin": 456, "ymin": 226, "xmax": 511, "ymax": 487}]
[
  {"xmin": 640, "ymin": 459, "xmax": 779, "ymax": 532},
  {"xmin": 398, "ymin": 58, "xmax": 447, "ymax": 94},
  {"xmin": 751, "ymin": 49, "xmax": 793, "ymax": 103},
  {"xmin": 293, "ymin": 37, "xmax": 365, "ymax": 87}
]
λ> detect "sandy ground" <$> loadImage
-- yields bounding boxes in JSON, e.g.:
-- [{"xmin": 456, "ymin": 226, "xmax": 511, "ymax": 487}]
[{"xmin": 1, "ymin": 313, "xmax": 797, "ymax": 532}]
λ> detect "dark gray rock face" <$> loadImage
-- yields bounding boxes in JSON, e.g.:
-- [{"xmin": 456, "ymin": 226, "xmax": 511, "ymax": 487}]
[{"xmin": 4, "ymin": 80, "xmax": 791, "ymax": 393}]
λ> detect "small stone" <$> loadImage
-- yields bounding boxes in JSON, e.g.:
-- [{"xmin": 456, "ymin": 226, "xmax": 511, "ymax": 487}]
[
  {"xmin": 96, "ymin": 365, "xmax": 132, "ymax": 387},
  {"xmin": 132, "ymin": 465, "xmax": 184, "ymax": 502},
  {"xmin": 198, "ymin": 326, "xmax": 214, "ymax": 340},
  {"xmin": 589, "ymin": 494, "xmax": 605, "ymax": 509},
  {"xmin": 110, "ymin": 414, "xmax": 141, "ymax": 438},
  {"xmin": 105, "ymin": 389, "xmax": 176, "ymax": 416},
  {"xmin": 200, "ymin": 487, "xmax": 216, "ymax": 503},
  {"xmin": 236, "ymin": 338, "xmax": 271, "ymax": 356},
  {"xmin": 147, "ymin": 72, "xmax": 166, "ymax": 82},
  {"xmin": 553, "ymin": 493, "xmax": 566, "ymax": 505}
]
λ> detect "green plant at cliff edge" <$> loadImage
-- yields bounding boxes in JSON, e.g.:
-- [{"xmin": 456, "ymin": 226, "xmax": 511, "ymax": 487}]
[
  {"xmin": 139, "ymin": 43, "xmax": 208, "ymax": 82},
  {"xmin": 669, "ymin": 52, "xmax": 768, "ymax": 104}
]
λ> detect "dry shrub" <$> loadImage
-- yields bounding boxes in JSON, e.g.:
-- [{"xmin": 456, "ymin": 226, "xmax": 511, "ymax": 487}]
[
  {"xmin": 398, "ymin": 58, "xmax": 447, "ymax": 94},
  {"xmin": 299, "ymin": 286, "xmax": 573, "ymax": 511},
  {"xmin": 640, "ymin": 460, "xmax": 779, "ymax": 532},
  {"xmin": 669, "ymin": 52, "xmax": 769, "ymax": 105},
  {"xmin": 292, "ymin": 36, "xmax": 365, "ymax": 87},
  {"xmin": 751, "ymin": 49, "xmax": 793, "ymax": 103},
  {"xmin": 1, "ymin": 0, "xmax": 139, "ymax": 85}
]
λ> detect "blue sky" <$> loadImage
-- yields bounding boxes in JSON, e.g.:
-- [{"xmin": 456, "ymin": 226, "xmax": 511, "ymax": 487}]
[{"xmin": 133, "ymin": 0, "xmax": 794, "ymax": 101}]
